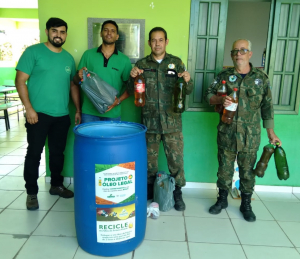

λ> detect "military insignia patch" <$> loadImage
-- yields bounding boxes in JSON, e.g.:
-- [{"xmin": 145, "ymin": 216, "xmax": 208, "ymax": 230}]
[
  {"xmin": 168, "ymin": 63, "xmax": 175, "ymax": 69},
  {"xmin": 255, "ymin": 79, "xmax": 262, "ymax": 85},
  {"xmin": 229, "ymin": 75, "xmax": 237, "ymax": 82}
]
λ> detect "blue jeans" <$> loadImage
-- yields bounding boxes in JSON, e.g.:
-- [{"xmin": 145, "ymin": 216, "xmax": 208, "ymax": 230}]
[{"xmin": 81, "ymin": 113, "xmax": 121, "ymax": 123}]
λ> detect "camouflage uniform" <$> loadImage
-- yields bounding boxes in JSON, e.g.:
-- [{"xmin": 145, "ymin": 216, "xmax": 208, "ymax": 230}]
[
  {"xmin": 128, "ymin": 53, "xmax": 194, "ymax": 186},
  {"xmin": 205, "ymin": 63, "xmax": 274, "ymax": 193}
]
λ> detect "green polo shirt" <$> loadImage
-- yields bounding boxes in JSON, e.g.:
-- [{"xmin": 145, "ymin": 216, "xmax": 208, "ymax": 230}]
[
  {"xmin": 78, "ymin": 46, "xmax": 132, "ymax": 118},
  {"xmin": 16, "ymin": 43, "xmax": 76, "ymax": 117}
]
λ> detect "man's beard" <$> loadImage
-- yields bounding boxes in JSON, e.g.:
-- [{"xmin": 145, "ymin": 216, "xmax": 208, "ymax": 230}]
[
  {"xmin": 48, "ymin": 35, "xmax": 65, "ymax": 47},
  {"xmin": 102, "ymin": 39, "xmax": 116, "ymax": 45}
]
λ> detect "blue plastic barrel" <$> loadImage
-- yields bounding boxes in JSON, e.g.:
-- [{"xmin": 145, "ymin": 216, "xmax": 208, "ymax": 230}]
[{"xmin": 73, "ymin": 121, "xmax": 147, "ymax": 256}]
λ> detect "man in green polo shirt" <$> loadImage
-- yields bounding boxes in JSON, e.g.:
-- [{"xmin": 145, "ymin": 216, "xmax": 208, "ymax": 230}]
[
  {"xmin": 74, "ymin": 20, "xmax": 132, "ymax": 122},
  {"xmin": 15, "ymin": 18, "xmax": 81, "ymax": 210}
]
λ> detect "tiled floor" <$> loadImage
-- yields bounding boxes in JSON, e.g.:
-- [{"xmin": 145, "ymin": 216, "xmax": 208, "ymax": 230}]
[{"xmin": 0, "ymin": 113, "xmax": 300, "ymax": 258}]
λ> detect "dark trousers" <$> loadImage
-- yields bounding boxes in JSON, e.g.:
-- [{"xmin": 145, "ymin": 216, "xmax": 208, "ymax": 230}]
[
  {"xmin": 217, "ymin": 148, "xmax": 257, "ymax": 194},
  {"xmin": 24, "ymin": 113, "xmax": 71, "ymax": 195},
  {"xmin": 146, "ymin": 132, "xmax": 185, "ymax": 187}
]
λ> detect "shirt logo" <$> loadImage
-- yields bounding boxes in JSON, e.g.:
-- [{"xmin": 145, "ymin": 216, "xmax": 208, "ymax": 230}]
[
  {"xmin": 255, "ymin": 79, "xmax": 262, "ymax": 86},
  {"xmin": 229, "ymin": 75, "xmax": 237, "ymax": 82},
  {"xmin": 168, "ymin": 63, "xmax": 175, "ymax": 69},
  {"xmin": 65, "ymin": 66, "xmax": 71, "ymax": 74}
]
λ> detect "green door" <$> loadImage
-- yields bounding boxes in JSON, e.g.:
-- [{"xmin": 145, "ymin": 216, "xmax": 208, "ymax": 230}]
[
  {"xmin": 187, "ymin": 0, "xmax": 228, "ymax": 111},
  {"xmin": 266, "ymin": 0, "xmax": 300, "ymax": 114}
]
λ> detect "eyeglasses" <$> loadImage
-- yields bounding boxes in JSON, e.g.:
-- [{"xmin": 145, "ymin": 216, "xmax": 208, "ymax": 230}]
[{"xmin": 231, "ymin": 49, "xmax": 250, "ymax": 55}]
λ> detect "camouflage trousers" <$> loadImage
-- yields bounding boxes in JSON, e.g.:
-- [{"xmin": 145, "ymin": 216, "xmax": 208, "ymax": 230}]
[
  {"xmin": 217, "ymin": 148, "xmax": 257, "ymax": 193},
  {"xmin": 146, "ymin": 132, "xmax": 186, "ymax": 187}
]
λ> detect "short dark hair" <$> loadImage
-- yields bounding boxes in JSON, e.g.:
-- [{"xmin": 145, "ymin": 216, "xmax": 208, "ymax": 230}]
[
  {"xmin": 46, "ymin": 17, "xmax": 68, "ymax": 32},
  {"xmin": 149, "ymin": 27, "xmax": 167, "ymax": 41},
  {"xmin": 101, "ymin": 20, "xmax": 119, "ymax": 34}
]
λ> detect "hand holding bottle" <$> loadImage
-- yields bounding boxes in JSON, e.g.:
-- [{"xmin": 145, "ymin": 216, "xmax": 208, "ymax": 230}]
[
  {"xmin": 178, "ymin": 71, "xmax": 190, "ymax": 83},
  {"xmin": 130, "ymin": 67, "xmax": 144, "ymax": 77}
]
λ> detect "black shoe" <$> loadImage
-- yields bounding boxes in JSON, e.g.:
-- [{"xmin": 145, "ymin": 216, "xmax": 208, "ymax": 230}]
[
  {"xmin": 49, "ymin": 185, "xmax": 74, "ymax": 198},
  {"xmin": 173, "ymin": 186, "xmax": 186, "ymax": 211},
  {"xmin": 209, "ymin": 189, "xmax": 228, "ymax": 214},
  {"xmin": 240, "ymin": 192, "xmax": 256, "ymax": 222},
  {"xmin": 147, "ymin": 184, "xmax": 154, "ymax": 200},
  {"xmin": 26, "ymin": 194, "xmax": 39, "ymax": 210}
]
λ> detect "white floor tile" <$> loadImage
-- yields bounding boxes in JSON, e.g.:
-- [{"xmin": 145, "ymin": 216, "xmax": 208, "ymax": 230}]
[
  {"xmin": 0, "ymin": 175, "xmax": 25, "ymax": 190},
  {"xmin": 0, "ymin": 234, "xmax": 28, "ymax": 259},
  {"xmin": 51, "ymin": 197, "xmax": 74, "ymax": 212},
  {"xmin": 278, "ymin": 221, "xmax": 300, "ymax": 247},
  {"xmin": 36, "ymin": 176, "xmax": 51, "ymax": 192},
  {"xmin": 9, "ymin": 192, "xmax": 59, "ymax": 211},
  {"xmin": 0, "ymin": 147, "xmax": 18, "ymax": 155},
  {"xmin": 185, "ymin": 217, "xmax": 239, "ymax": 244},
  {"xmin": 243, "ymin": 245, "xmax": 300, "ymax": 259},
  {"xmin": 263, "ymin": 201, "xmax": 300, "ymax": 222},
  {"xmin": 0, "ymin": 141, "xmax": 25, "ymax": 148},
  {"xmin": 8, "ymin": 136, "xmax": 27, "ymax": 142},
  {"xmin": 0, "ymin": 155, "xmax": 25, "ymax": 165},
  {"xmin": 33, "ymin": 211, "xmax": 76, "ymax": 237},
  {"xmin": 226, "ymin": 199, "xmax": 274, "ymax": 221},
  {"xmin": 145, "ymin": 215, "xmax": 185, "ymax": 241},
  {"xmin": 189, "ymin": 243, "xmax": 246, "ymax": 259},
  {"xmin": 134, "ymin": 240, "xmax": 189, "ymax": 259},
  {"xmin": 0, "ymin": 164, "xmax": 19, "ymax": 175},
  {"xmin": 256, "ymin": 191, "xmax": 300, "ymax": 202},
  {"xmin": 8, "ymin": 165, "xmax": 24, "ymax": 176},
  {"xmin": 0, "ymin": 209, "xmax": 47, "ymax": 235},
  {"xmin": 184, "ymin": 197, "xmax": 229, "ymax": 218},
  {"xmin": 74, "ymin": 246, "xmax": 132, "ymax": 258},
  {"xmin": 293, "ymin": 193, "xmax": 300, "ymax": 200},
  {"xmin": 231, "ymin": 219, "xmax": 293, "ymax": 247},
  {"xmin": 159, "ymin": 207, "xmax": 183, "ymax": 216},
  {"xmin": 16, "ymin": 236, "xmax": 78, "ymax": 259},
  {"xmin": 182, "ymin": 188, "xmax": 218, "ymax": 199},
  {"xmin": 8, "ymin": 148, "xmax": 27, "ymax": 156},
  {"xmin": 0, "ymin": 190, "xmax": 23, "ymax": 208}
]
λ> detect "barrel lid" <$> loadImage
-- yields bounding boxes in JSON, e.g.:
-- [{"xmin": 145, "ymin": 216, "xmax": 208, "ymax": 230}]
[{"xmin": 73, "ymin": 121, "xmax": 147, "ymax": 139}]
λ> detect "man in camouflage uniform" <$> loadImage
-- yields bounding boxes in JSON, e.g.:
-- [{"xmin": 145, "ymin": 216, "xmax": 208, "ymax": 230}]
[
  {"xmin": 205, "ymin": 39, "xmax": 281, "ymax": 222},
  {"xmin": 128, "ymin": 27, "xmax": 193, "ymax": 211}
]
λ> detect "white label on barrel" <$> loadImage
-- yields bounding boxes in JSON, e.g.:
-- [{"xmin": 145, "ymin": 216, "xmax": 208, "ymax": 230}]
[
  {"xmin": 96, "ymin": 204, "xmax": 135, "ymax": 243},
  {"xmin": 95, "ymin": 162, "xmax": 135, "ymax": 204}
]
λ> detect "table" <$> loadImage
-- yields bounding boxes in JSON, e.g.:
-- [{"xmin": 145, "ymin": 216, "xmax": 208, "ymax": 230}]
[{"xmin": 0, "ymin": 86, "xmax": 17, "ymax": 103}]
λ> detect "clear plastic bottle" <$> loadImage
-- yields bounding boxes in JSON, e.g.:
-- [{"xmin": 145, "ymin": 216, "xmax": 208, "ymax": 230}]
[
  {"xmin": 221, "ymin": 88, "xmax": 238, "ymax": 124},
  {"xmin": 134, "ymin": 74, "xmax": 145, "ymax": 107},
  {"xmin": 173, "ymin": 77, "xmax": 186, "ymax": 113},
  {"xmin": 215, "ymin": 80, "xmax": 227, "ymax": 114}
]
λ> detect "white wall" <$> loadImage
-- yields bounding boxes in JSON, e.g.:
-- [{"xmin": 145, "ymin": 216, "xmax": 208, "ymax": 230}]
[{"xmin": 223, "ymin": 1, "xmax": 271, "ymax": 67}]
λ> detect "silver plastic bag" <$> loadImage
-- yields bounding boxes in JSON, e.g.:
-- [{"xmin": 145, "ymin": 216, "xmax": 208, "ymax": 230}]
[
  {"xmin": 81, "ymin": 69, "xmax": 119, "ymax": 114},
  {"xmin": 153, "ymin": 171, "xmax": 175, "ymax": 212}
]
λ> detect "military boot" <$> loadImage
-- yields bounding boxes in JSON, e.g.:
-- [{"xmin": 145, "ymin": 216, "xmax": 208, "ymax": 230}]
[
  {"xmin": 173, "ymin": 186, "xmax": 186, "ymax": 211},
  {"xmin": 147, "ymin": 184, "xmax": 154, "ymax": 200},
  {"xmin": 240, "ymin": 192, "xmax": 256, "ymax": 222},
  {"xmin": 209, "ymin": 189, "xmax": 228, "ymax": 214}
]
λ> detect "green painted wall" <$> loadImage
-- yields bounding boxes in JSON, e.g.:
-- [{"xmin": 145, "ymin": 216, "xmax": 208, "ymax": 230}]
[
  {"xmin": 0, "ymin": 68, "xmax": 15, "ymax": 85},
  {"xmin": 0, "ymin": 8, "xmax": 38, "ymax": 19},
  {"xmin": 38, "ymin": 0, "xmax": 299, "ymax": 187}
]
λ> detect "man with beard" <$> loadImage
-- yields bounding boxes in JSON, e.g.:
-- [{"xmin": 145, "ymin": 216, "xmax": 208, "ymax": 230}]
[
  {"xmin": 73, "ymin": 20, "xmax": 132, "ymax": 122},
  {"xmin": 15, "ymin": 18, "xmax": 81, "ymax": 210}
]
